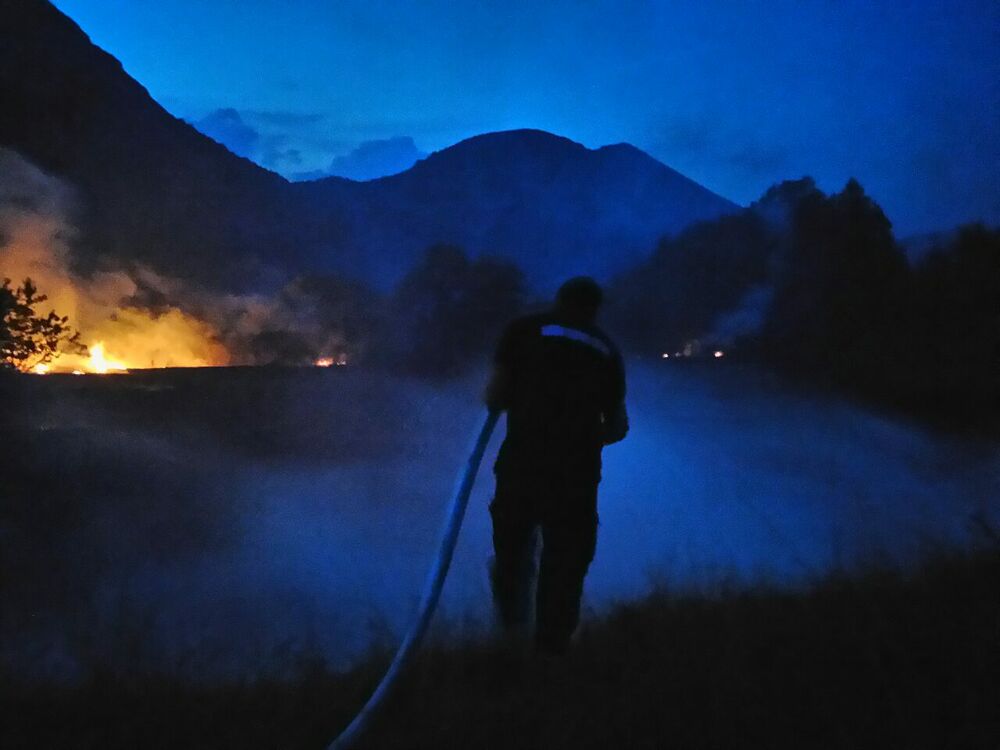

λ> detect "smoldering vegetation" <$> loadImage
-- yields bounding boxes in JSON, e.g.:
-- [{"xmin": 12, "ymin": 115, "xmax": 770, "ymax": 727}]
[
  {"xmin": 5, "ymin": 147, "xmax": 997, "ymax": 439},
  {"xmin": 3, "ymin": 362, "xmax": 998, "ymax": 690},
  {"xmin": 1, "ymin": 147, "xmax": 527, "ymax": 376},
  {"xmin": 608, "ymin": 178, "xmax": 1000, "ymax": 437}
]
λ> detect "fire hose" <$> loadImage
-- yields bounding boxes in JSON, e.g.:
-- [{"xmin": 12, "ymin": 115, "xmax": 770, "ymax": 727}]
[{"xmin": 326, "ymin": 409, "xmax": 501, "ymax": 750}]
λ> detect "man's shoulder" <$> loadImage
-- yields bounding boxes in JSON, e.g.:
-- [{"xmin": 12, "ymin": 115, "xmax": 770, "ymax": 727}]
[
  {"xmin": 503, "ymin": 313, "xmax": 548, "ymax": 338},
  {"xmin": 499, "ymin": 313, "xmax": 621, "ymax": 359},
  {"xmin": 587, "ymin": 324, "xmax": 618, "ymax": 352}
]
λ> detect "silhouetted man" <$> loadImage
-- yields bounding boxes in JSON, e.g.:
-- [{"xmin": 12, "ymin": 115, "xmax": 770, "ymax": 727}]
[{"xmin": 485, "ymin": 276, "xmax": 628, "ymax": 655}]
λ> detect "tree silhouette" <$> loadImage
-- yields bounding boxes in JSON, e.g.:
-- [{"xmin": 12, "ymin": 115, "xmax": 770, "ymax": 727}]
[
  {"xmin": 386, "ymin": 244, "xmax": 525, "ymax": 377},
  {"xmin": 761, "ymin": 178, "xmax": 908, "ymax": 375},
  {"xmin": 1, "ymin": 277, "xmax": 86, "ymax": 371}
]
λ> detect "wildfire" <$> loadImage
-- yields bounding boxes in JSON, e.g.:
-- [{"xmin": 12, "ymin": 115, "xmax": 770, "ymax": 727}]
[
  {"xmin": 315, "ymin": 353, "xmax": 348, "ymax": 367},
  {"xmin": 28, "ymin": 308, "xmax": 231, "ymax": 374},
  {"xmin": 87, "ymin": 342, "xmax": 128, "ymax": 374},
  {"xmin": 3, "ymin": 149, "xmax": 238, "ymax": 375}
]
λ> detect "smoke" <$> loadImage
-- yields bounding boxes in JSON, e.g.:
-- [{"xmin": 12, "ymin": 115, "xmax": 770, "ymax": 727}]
[
  {"xmin": 4, "ymin": 363, "xmax": 998, "ymax": 682},
  {"xmin": 0, "ymin": 148, "xmax": 362, "ymax": 369},
  {"xmin": 0, "ymin": 148, "xmax": 231, "ymax": 369},
  {"xmin": 709, "ymin": 283, "xmax": 774, "ymax": 345}
]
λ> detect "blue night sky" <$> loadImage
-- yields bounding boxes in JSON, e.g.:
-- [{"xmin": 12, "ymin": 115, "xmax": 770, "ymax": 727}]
[{"xmin": 52, "ymin": 0, "xmax": 999, "ymax": 237}]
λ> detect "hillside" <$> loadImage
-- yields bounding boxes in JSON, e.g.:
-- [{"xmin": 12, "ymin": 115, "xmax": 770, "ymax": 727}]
[
  {"xmin": 0, "ymin": 0, "xmax": 300, "ymax": 289},
  {"xmin": 294, "ymin": 130, "xmax": 737, "ymax": 289},
  {"xmin": 1, "ymin": 1, "xmax": 736, "ymax": 293}
]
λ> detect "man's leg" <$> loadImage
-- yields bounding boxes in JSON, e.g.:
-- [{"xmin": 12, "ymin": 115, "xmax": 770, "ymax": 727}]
[
  {"xmin": 489, "ymin": 483, "xmax": 539, "ymax": 632},
  {"xmin": 535, "ymin": 494, "xmax": 598, "ymax": 654}
]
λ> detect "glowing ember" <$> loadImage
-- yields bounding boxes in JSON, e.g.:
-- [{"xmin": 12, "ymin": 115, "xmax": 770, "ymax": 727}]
[
  {"xmin": 315, "ymin": 354, "xmax": 348, "ymax": 367},
  {"xmin": 714, "ymin": 350, "xmax": 725, "ymax": 358}
]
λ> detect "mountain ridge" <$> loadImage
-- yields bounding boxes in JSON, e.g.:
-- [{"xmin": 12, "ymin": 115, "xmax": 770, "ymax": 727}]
[{"xmin": 1, "ymin": 0, "xmax": 738, "ymax": 293}]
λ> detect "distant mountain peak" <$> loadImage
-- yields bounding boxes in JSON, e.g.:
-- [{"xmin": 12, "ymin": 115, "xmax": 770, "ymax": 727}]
[{"xmin": 2, "ymin": 2, "xmax": 739, "ymax": 293}]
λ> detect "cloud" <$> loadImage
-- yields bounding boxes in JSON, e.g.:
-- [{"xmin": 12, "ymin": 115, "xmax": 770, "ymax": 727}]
[
  {"xmin": 658, "ymin": 118, "xmax": 789, "ymax": 178},
  {"xmin": 192, "ymin": 108, "xmax": 259, "ymax": 159},
  {"xmin": 726, "ymin": 142, "xmax": 789, "ymax": 176},
  {"xmin": 245, "ymin": 110, "xmax": 327, "ymax": 128},
  {"xmin": 327, "ymin": 136, "xmax": 426, "ymax": 181},
  {"xmin": 188, "ymin": 108, "xmax": 428, "ymax": 181},
  {"xmin": 262, "ymin": 146, "xmax": 303, "ymax": 171},
  {"xmin": 189, "ymin": 108, "xmax": 352, "ymax": 177}
]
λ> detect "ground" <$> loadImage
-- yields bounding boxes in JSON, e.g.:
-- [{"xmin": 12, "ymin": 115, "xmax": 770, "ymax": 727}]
[{"xmin": 3, "ymin": 549, "xmax": 998, "ymax": 749}]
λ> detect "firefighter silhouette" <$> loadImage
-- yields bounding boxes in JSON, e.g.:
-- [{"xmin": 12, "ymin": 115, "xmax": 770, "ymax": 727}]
[{"xmin": 485, "ymin": 277, "xmax": 628, "ymax": 654}]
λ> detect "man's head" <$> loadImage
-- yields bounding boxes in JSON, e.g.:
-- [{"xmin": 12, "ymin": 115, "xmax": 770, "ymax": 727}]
[{"xmin": 554, "ymin": 276, "xmax": 603, "ymax": 325}]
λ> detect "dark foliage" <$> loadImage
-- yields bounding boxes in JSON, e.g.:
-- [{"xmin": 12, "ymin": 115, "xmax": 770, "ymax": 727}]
[
  {"xmin": 3, "ymin": 550, "xmax": 997, "ymax": 749},
  {"xmin": 381, "ymin": 244, "xmax": 526, "ymax": 377},
  {"xmin": 607, "ymin": 210, "xmax": 776, "ymax": 353},
  {"xmin": 611, "ymin": 176, "xmax": 998, "ymax": 434},
  {"xmin": 0, "ymin": 276, "xmax": 85, "ymax": 371},
  {"xmin": 897, "ymin": 224, "xmax": 1000, "ymax": 429},
  {"xmin": 759, "ymin": 178, "xmax": 909, "ymax": 373}
]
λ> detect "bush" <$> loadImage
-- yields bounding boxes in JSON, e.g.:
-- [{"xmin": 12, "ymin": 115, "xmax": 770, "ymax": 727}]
[{"xmin": 0, "ymin": 276, "xmax": 85, "ymax": 371}]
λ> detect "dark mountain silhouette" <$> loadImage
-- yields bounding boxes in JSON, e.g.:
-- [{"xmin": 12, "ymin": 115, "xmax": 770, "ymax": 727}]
[
  {"xmin": 295, "ymin": 130, "xmax": 737, "ymax": 289},
  {"xmin": 0, "ymin": 0, "xmax": 303, "ymax": 290},
  {"xmin": 1, "ymin": 0, "xmax": 737, "ymax": 292}
]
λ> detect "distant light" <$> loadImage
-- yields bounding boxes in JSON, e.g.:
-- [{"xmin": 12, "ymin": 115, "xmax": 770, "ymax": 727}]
[
  {"xmin": 336, "ymin": 353, "xmax": 348, "ymax": 366},
  {"xmin": 31, "ymin": 363, "xmax": 50, "ymax": 375},
  {"xmin": 714, "ymin": 350, "xmax": 725, "ymax": 358},
  {"xmin": 315, "ymin": 357, "xmax": 334, "ymax": 367},
  {"xmin": 661, "ymin": 352, "xmax": 670, "ymax": 359},
  {"xmin": 72, "ymin": 369, "xmax": 84, "ymax": 375}
]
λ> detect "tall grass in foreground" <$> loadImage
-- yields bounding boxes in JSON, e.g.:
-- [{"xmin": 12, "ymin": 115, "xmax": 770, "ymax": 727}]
[{"xmin": 3, "ymin": 547, "xmax": 998, "ymax": 749}]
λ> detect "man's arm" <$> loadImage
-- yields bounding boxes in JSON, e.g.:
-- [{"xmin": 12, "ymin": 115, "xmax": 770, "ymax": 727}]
[
  {"xmin": 601, "ymin": 345, "xmax": 628, "ymax": 444},
  {"xmin": 483, "ymin": 320, "xmax": 519, "ymax": 412},
  {"xmin": 483, "ymin": 364, "xmax": 511, "ymax": 412},
  {"xmin": 602, "ymin": 400, "xmax": 629, "ymax": 444}
]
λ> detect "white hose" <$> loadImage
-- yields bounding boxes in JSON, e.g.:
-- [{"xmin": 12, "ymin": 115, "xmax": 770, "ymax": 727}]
[{"xmin": 327, "ymin": 409, "xmax": 501, "ymax": 750}]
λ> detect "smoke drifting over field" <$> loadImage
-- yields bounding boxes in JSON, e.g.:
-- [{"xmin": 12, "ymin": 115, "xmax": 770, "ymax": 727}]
[
  {"xmin": 3, "ymin": 364, "xmax": 997, "ymax": 682},
  {"xmin": 0, "ymin": 148, "xmax": 230, "ymax": 370},
  {"xmin": 0, "ymin": 148, "xmax": 363, "ymax": 371}
]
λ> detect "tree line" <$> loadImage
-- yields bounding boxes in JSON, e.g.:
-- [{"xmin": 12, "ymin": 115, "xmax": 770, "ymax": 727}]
[
  {"xmin": 607, "ymin": 177, "xmax": 999, "ymax": 432},
  {"xmin": 4, "ymin": 177, "xmax": 996, "ymax": 433}
]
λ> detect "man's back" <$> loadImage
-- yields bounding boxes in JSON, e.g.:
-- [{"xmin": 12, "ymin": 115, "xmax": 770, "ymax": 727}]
[
  {"xmin": 485, "ymin": 277, "xmax": 627, "ymax": 654},
  {"xmin": 491, "ymin": 310, "xmax": 626, "ymax": 486}
]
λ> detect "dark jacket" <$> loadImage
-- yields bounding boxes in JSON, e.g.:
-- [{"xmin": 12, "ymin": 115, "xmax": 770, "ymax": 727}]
[{"xmin": 487, "ymin": 312, "xmax": 627, "ymax": 486}]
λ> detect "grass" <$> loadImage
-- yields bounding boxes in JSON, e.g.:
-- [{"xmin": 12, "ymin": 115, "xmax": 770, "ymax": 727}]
[{"xmin": 3, "ymin": 548, "xmax": 998, "ymax": 750}]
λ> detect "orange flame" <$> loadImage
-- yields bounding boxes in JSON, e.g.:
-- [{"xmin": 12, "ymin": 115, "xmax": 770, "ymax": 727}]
[
  {"xmin": 3, "ymin": 219, "xmax": 230, "ymax": 373},
  {"xmin": 86, "ymin": 342, "xmax": 128, "ymax": 374}
]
